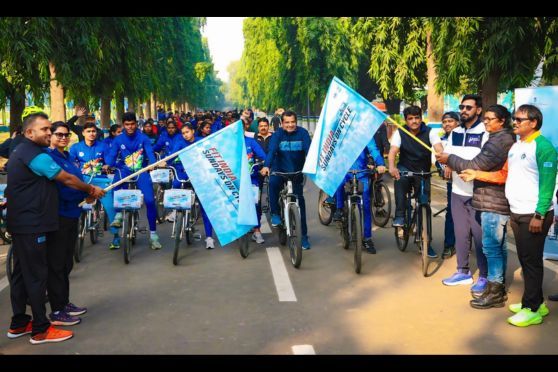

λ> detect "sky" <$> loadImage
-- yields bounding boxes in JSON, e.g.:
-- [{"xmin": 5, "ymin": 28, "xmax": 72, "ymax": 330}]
[{"xmin": 203, "ymin": 17, "xmax": 245, "ymax": 83}]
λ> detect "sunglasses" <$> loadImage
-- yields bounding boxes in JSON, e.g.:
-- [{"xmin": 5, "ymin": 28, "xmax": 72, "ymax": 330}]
[
  {"xmin": 458, "ymin": 104, "xmax": 474, "ymax": 111},
  {"xmin": 53, "ymin": 132, "xmax": 71, "ymax": 139},
  {"xmin": 512, "ymin": 117, "xmax": 531, "ymax": 123}
]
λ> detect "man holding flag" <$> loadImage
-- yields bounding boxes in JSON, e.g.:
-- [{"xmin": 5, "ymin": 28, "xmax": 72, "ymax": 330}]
[
  {"xmin": 261, "ymin": 111, "xmax": 312, "ymax": 250},
  {"xmin": 388, "ymin": 105, "xmax": 444, "ymax": 258}
]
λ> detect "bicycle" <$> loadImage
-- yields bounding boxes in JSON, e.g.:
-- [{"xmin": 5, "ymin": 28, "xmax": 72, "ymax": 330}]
[
  {"xmin": 74, "ymin": 198, "xmax": 105, "ymax": 263},
  {"xmin": 112, "ymin": 168, "xmax": 146, "ymax": 264},
  {"xmin": 236, "ymin": 160, "xmax": 265, "ymax": 259},
  {"xmin": 370, "ymin": 171, "xmax": 392, "ymax": 227},
  {"xmin": 152, "ymin": 153, "xmax": 170, "ymax": 224},
  {"xmin": 393, "ymin": 170, "xmax": 437, "ymax": 276},
  {"xmin": 339, "ymin": 169, "xmax": 373, "ymax": 274},
  {"xmin": 271, "ymin": 171, "xmax": 303, "ymax": 268},
  {"xmin": 0, "ymin": 182, "xmax": 10, "ymax": 244},
  {"xmin": 166, "ymin": 165, "xmax": 199, "ymax": 265}
]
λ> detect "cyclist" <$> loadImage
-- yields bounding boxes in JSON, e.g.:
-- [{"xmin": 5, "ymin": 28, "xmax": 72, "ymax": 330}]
[
  {"xmin": 69, "ymin": 122, "xmax": 120, "ymax": 249},
  {"xmin": 261, "ymin": 110, "xmax": 312, "ymax": 249},
  {"xmin": 241, "ymin": 117, "xmax": 267, "ymax": 244},
  {"xmin": 103, "ymin": 124, "xmax": 122, "ymax": 152},
  {"xmin": 153, "ymin": 120, "xmax": 181, "ymax": 157},
  {"xmin": 142, "ymin": 120, "xmax": 159, "ymax": 146},
  {"xmin": 105, "ymin": 112, "xmax": 162, "ymax": 250},
  {"xmin": 332, "ymin": 140, "xmax": 386, "ymax": 254},
  {"xmin": 388, "ymin": 105, "xmax": 444, "ymax": 258}
]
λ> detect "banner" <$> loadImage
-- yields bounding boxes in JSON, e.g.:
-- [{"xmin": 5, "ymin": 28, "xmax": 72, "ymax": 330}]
[
  {"xmin": 303, "ymin": 77, "xmax": 387, "ymax": 196},
  {"xmin": 178, "ymin": 121, "xmax": 257, "ymax": 246}
]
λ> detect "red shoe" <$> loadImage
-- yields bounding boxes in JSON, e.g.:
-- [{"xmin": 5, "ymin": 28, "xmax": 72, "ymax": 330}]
[
  {"xmin": 7, "ymin": 321, "xmax": 32, "ymax": 339},
  {"xmin": 29, "ymin": 326, "xmax": 73, "ymax": 345}
]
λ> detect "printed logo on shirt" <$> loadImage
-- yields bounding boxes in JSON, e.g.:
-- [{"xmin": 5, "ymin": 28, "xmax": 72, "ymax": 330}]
[
  {"xmin": 37, "ymin": 235, "xmax": 46, "ymax": 244},
  {"xmin": 543, "ymin": 161, "xmax": 554, "ymax": 168},
  {"xmin": 50, "ymin": 163, "xmax": 58, "ymax": 170},
  {"xmin": 124, "ymin": 149, "xmax": 144, "ymax": 171},
  {"xmin": 521, "ymin": 153, "xmax": 526, "ymax": 160},
  {"xmin": 79, "ymin": 151, "xmax": 85, "ymax": 157},
  {"xmin": 82, "ymin": 159, "xmax": 103, "ymax": 176},
  {"xmin": 121, "ymin": 144, "xmax": 126, "ymax": 150},
  {"xmin": 280, "ymin": 141, "xmax": 303, "ymax": 151},
  {"xmin": 464, "ymin": 133, "xmax": 484, "ymax": 148}
]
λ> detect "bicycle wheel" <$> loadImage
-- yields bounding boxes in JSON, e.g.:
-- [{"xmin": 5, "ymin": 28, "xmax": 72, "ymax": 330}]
[
  {"xmin": 193, "ymin": 200, "xmax": 200, "ymax": 224},
  {"xmin": 352, "ymin": 204, "xmax": 363, "ymax": 274},
  {"xmin": 0, "ymin": 215, "xmax": 11, "ymax": 244},
  {"xmin": 122, "ymin": 212, "xmax": 132, "ymax": 264},
  {"xmin": 420, "ymin": 206, "xmax": 431, "ymax": 277},
  {"xmin": 89, "ymin": 210, "xmax": 99, "ymax": 245},
  {"xmin": 341, "ymin": 210, "xmax": 350, "ymax": 250},
  {"xmin": 185, "ymin": 210, "xmax": 192, "ymax": 245},
  {"xmin": 131, "ymin": 211, "xmax": 138, "ymax": 246},
  {"xmin": 372, "ymin": 182, "xmax": 391, "ymax": 227},
  {"xmin": 156, "ymin": 185, "xmax": 165, "ymax": 223},
  {"xmin": 238, "ymin": 233, "xmax": 250, "ymax": 258},
  {"xmin": 287, "ymin": 203, "xmax": 302, "ymax": 268},
  {"xmin": 318, "ymin": 189, "xmax": 334, "ymax": 226},
  {"xmin": 74, "ymin": 213, "xmax": 86, "ymax": 263},
  {"xmin": 173, "ymin": 211, "xmax": 184, "ymax": 265},
  {"xmin": 103, "ymin": 208, "xmax": 108, "ymax": 231}
]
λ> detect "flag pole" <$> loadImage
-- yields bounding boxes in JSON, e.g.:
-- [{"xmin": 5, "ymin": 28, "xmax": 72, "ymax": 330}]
[{"xmin": 384, "ymin": 115, "xmax": 437, "ymax": 154}]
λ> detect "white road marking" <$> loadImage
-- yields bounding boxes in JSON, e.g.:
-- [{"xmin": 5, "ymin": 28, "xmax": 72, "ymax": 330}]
[
  {"xmin": 266, "ymin": 247, "xmax": 297, "ymax": 302},
  {"xmin": 260, "ymin": 214, "xmax": 272, "ymax": 234},
  {"xmin": 292, "ymin": 345, "xmax": 316, "ymax": 355}
]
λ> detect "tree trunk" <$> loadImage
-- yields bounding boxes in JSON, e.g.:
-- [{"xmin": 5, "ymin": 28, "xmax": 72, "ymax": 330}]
[
  {"xmin": 146, "ymin": 96, "xmax": 152, "ymax": 119},
  {"xmin": 101, "ymin": 96, "xmax": 112, "ymax": 129},
  {"xmin": 8, "ymin": 87, "xmax": 25, "ymax": 134},
  {"xmin": 479, "ymin": 69, "xmax": 500, "ymax": 109},
  {"xmin": 49, "ymin": 61, "xmax": 66, "ymax": 122},
  {"xmin": 150, "ymin": 94, "xmax": 156, "ymax": 119},
  {"xmin": 138, "ymin": 100, "xmax": 144, "ymax": 117},
  {"xmin": 127, "ymin": 96, "xmax": 135, "ymax": 113},
  {"xmin": 115, "ymin": 92, "xmax": 124, "ymax": 124},
  {"xmin": 426, "ymin": 31, "xmax": 444, "ymax": 122}
]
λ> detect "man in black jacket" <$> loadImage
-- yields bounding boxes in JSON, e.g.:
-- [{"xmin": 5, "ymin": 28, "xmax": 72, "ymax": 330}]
[{"xmin": 436, "ymin": 104, "xmax": 515, "ymax": 309}]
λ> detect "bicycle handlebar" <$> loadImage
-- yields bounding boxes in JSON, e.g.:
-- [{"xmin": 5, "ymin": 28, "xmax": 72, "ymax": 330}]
[
  {"xmin": 167, "ymin": 165, "xmax": 190, "ymax": 184},
  {"xmin": 271, "ymin": 171, "xmax": 303, "ymax": 178},
  {"xmin": 399, "ymin": 170, "xmax": 437, "ymax": 177}
]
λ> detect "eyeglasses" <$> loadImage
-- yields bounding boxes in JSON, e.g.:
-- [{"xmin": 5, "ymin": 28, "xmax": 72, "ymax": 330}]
[
  {"xmin": 512, "ymin": 117, "xmax": 531, "ymax": 123},
  {"xmin": 458, "ymin": 104, "xmax": 474, "ymax": 111},
  {"xmin": 482, "ymin": 117, "xmax": 499, "ymax": 123},
  {"xmin": 53, "ymin": 132, "xmax": 71, "ymax": 139}
]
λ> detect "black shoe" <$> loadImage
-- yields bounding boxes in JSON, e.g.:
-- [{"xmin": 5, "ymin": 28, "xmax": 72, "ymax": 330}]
[
  {"xmin": 333, "ymin": 209, "xmax": 343, "ymax": 222},
  {"xmin": 364, "ymin": 239, "xmax": 376, "ymax": 254},
  {"xmin": 470, "ymin": 281, "xmax": 507, "ymax": 309},
  {"xmin": 442, "ymin": 246, "xmax": 455, "ymax": 259},
  {"xmin": 548, "ymin": 293, "xmax": 558, "ymax": 301}
]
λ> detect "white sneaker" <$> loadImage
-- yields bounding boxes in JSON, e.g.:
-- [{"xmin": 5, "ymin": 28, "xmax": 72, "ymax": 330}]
[
  {"xmin": 252, "ymin": 231, "xmax": 265, "ymax": 244},
  {"xmin": 205, "ymin": 237, "xmax": 215, "ymax": 249},
  {"xmin": 165, "ymin": 210, "xmax": 176, "ymax": 223}
]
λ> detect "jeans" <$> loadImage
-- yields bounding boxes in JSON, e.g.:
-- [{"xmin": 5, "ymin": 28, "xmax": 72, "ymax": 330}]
[
  {"xmin": 480, "ymin": 211, "xmax": 509, "ymax": 283},
  {"xmin": 444, "ymin": 182, "xmax": 456, "ymax": 248}
]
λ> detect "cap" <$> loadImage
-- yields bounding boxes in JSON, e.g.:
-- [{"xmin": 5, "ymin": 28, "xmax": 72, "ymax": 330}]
[{"xmin": 442, "ymin": 111, "xmax": 460, "ymax": 122}]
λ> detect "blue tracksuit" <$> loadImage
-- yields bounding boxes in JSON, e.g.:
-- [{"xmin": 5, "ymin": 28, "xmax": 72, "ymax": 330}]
[
  {"xmin": 69, "ymin": 140, "xmax": 118, "ymax": 235},
  {"xmin": 245, "ymin": 136, "xmax": 267, "ymax": 229},
  {"xmin": 211, "ymin": 118, "xmax": 224, "ymax": 134},
  {"xmin": 334, "ymin": 139, "xmax": 385, "ymax": 240},
  {"xmin": 264, "ymin": 127, "xmax": 311, "ymax": 236},
  {"xmin": 46, "ymin": 148, "xmax": 88, "ymax": 219},
  {"xmin": 105, "ymin": 129, "xmax": 158, "ymax": 232},
  {"xmin": 152, "ymin": 131, "xmax": 181, "ymax": 157}
]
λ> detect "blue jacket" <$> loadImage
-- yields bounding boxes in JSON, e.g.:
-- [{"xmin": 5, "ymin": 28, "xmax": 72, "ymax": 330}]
[
  {"xmin": 69, "ymin": 140, "xmax": 107, "ymax": 178},
  {"xmin": 347, "ymin": 139, "xmax": 385, "ymax": 181},
  {"xmin": 46, "ymin": 148, "xmax": 88, "ymax": 219},
  {"xmin": 105, "ymin": 129, "xmax": 156, "ymax": 173},
  {"xmin": 171, "ymin": 136, "xmax": 199, "ymax": 179},
  {"xmin": 264, "ymin": 127, "xmax": 311, "ymax": 172},
  {"xmin": 153, "ymin": 131, "xmax": 182, "ymax": 157},
  {"xmin": 245, "ymin": 136, "xmax": 267, "ymax": 182},
  {"xmin": 211, "ymin": 118, "xmax": 224, "ymax": 134}
]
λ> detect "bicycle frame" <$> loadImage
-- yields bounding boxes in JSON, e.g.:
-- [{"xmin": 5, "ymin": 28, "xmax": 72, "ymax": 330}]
[{"xmin": 281, "ymin": 179, "xmax": 299, "ymax": 236}]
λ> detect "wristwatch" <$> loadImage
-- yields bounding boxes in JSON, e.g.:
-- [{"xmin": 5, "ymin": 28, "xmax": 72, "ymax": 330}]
[{"xmin": 533, "ymin": 212, "xmax": 544, "ymax": 220}]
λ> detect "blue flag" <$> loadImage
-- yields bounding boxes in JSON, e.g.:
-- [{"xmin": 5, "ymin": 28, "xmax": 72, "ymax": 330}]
[
  {"xmin": 178, "ymin": 121, "xmax": 257, "ymax": 246},
  {"xmin": 303, "ymin": 77, "xmax": 388, "ymax": 196}
]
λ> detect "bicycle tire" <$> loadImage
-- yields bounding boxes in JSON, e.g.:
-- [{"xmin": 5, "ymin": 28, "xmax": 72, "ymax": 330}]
[
  {"xmin": 122, "ymin": 212, "xmax": 132, "ymax": 264},
  {"xmin": 131, "ymin": 211, "xmax": 138, "ymax": 246},
  {"xmin": 173, "ymin": 211, "xmax": 184, "ymax": 265},
  {"xmin": 238, "ymin": 233, "xmax": 250, "ymax": 258},
  {"xmin": 341, "ymin": 210, "xmax": 350, "ymax": 250},
  {"xmin": 288, "ymin": 203, "xmax": 302, "ymax": 268},
  {"xmin": 420, "ymin": 206, "xmax": 431, "ymax": 277},
  {"xmin": 352, "ymin": 204, "xmax": 363, "ymax": 274},
  {"xmin": 0, "ymin": 216, "xmax": 11, "ymax": 244},
  {"xmin": 185, "ymin": 210, "xmax": 192, "ymax": 245},
  {"xmin": 89, "ymin": 209, "xmax": 99, "ymax": 245},
  {"xmin": 278, "ymin": 225, "xmax": 287, "ymax": 246},
  {"xmin": 103, "ymin": 209, "xmax": 108, "ymax": 231},
  {"xmin": 318, "ymin": 189, "xmax": 334, "ymax": 226},
  {"xmin": 193, "ymin": 200, "xmax": 200, "ymax": 224},
  {"xmin": 6, "ymin": 244, "xmax": 13, "ymax": 285},
  {"xmin": 156, "ymin": 185, "xmax": 165, "ymax": 223},
  {"xmin": 74, "ymin": 213, "xmax": 86, "ymax": 263},
  {"xmin": 372, "ymin": 182, "xmax": 391, "ymax": 227}
]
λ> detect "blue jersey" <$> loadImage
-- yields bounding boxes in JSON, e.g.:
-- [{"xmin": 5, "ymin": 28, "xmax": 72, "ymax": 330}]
[
  {"xmin": 245, "ymin": 136, "xmax": 267, "ymax": 182},
  {"xmin": 344, "ymin": 139, "xmax": 385, "ymax": 181},
  {"xmin": 105, "ymin": 129, "xmax": 156, "ymax": 173},
  {"xmin": 153, "ymin": 131, "xmax": 182, "ymax": 157},
  {"xmin": 264, "ymin": 127, "xmax": 311, "ymax": 172},
  {"xmin": 69, "ymin": 140, "xmax": 108, "ymax": 178},
  {"xmin": 46, "ymin": 147, "xmax": 88, "ymax": 218},
  {"xmin": 171, "ymin": 136, "xmax": 199, "ymax": 179}
]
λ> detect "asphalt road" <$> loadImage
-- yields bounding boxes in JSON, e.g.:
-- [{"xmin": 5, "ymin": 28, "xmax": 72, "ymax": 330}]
[{"xmin": 1, "ymin": 177, "xmax": 558, "ymax": 354}]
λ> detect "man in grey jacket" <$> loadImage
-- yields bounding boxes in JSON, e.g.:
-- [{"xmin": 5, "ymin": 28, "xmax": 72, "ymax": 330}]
[{"xmin": 436, "ymin": 104, "xmax": 515, "ymax": 309}]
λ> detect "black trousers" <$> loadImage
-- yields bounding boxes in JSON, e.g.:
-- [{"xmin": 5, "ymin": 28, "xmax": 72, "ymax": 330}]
[
  {"xmin": 510, "ymin": 211, "xmax": 554, "ymax": 311},
  {"xmin": 10, "ymin": 231, "xmax": 55, "ymax": 335},
  {"xmin": 394, "ymin": 166, "xmax": 431, "ymax": 219},
  {"xmin": 47, "ymin": 216, "xmax": 78, "ymax": 312}
]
